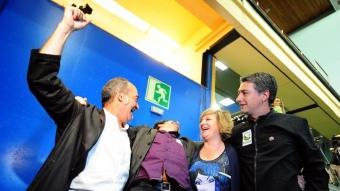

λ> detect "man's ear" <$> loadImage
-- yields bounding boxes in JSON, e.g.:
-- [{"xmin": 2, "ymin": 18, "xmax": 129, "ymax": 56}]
[
  {"xmin": 117, "ymin": 93, "xmax": 124, "ymax": 102},
  {"xmin": 262, "ymin": 90, "xmax": 270, "ymax": 103},
  {"xmin": 118, "ymin": 93, "xmax": 129, "ymax": 105}
]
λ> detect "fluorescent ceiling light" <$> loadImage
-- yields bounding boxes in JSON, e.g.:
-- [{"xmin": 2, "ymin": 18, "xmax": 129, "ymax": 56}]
[
  {"xmin": 94, "ymin": 0, "xmax": 180, "ymax": 49},
  {"xmin": 215, "ymin": 60, "xmax": 228, "ymax": 71},
  {"xmin": 148, "ymin": 28, "xmax": 180, "ymax": 49},
  {"xmin": 94, "ymin": 0, "xmax": 181, "ymax": 66},
  {"xmin": 219, "ymin": 97, "xmax": 235, "ymax": 107},
  {"xmin": 93, "ymin": 0, "xmax": 150, "ymax": 31}
]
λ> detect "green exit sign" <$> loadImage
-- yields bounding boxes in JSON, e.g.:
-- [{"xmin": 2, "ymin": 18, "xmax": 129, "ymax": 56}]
[{"xmin": 145, "ymin": 76, "xmax": 171, "ymax": 109}]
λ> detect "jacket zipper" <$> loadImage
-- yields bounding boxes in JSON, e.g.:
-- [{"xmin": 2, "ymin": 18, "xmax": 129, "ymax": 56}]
[{"xmin": 254, "ymin": 123, "xmax": 258, "ymax": 191}]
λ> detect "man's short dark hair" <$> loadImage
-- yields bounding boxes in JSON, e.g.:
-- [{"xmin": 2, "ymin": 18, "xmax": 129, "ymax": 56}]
[
  {"xmin": 101, "ymin": 77, "xmax": 130, "ymax": 107},
  {"xmin": 241, "ymin": 72, "xmax": 277, "ymax": 105},
  {"xmin": 153, "ymin": 120, "xmax": 168, "ymax": 130}
]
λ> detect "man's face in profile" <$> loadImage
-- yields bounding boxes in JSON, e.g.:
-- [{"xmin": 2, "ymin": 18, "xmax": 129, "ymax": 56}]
[
  {"xmin": 121, "ymin": 83, "xmax": 139, "ymax": 123},
  {"xmin": 236, "ymin": 82, "xmax": 266, "ymax": 116}
]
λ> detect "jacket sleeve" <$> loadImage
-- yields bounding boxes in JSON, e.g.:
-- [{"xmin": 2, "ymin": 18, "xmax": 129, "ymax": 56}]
[
  {"xmin": 180, "ymin": 138, "xmax": 198, "ymax": 165},
  {"xmin": 227, "ymin": 145, "xmax": 240, "ymax": 191},
  {"xmin": 127, "ymin": 126, "xmax": 140, "ymax": 145},
  {"xmin": 296, "ymin": 118, "xmax": 329, "ymax": 191},
  {"xmin": 27, "ymin": 50, "xmax": 81, "ymax": 135}
]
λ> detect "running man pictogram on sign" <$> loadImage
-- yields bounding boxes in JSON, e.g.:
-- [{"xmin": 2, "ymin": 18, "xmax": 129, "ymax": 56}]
[{"xmin": 145, "ymin": 76, "xmax": 171, "ymax": 109}]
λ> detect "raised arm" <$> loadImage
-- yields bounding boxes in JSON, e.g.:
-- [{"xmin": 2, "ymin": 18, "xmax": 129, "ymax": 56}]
[
  {"xmin": 27, "ymin": 6, "xmax": 90, "ymax": 134},
  {"xmin": 40, "ymin": 6, "xmax": 90, "ymax": 55}
]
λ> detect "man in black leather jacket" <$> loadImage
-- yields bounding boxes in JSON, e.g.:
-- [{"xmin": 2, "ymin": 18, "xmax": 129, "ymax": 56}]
[
  {"xmin": 232, "ymin": 72, "xmax": 329, "ymax": 191},
  {"xmin": 27, "ymin": 6, "xmax": 139, "ymax": 191}
]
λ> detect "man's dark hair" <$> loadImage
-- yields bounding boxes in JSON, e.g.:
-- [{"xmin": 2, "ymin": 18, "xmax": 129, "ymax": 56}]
[
  {"xmin": 153, "ymin": 120, "xmax": 168, "ymax": 130},
  {"xmin": 101, "ymin": 77, "xmax": 130, "ymax": 107},
  {"xmin": 241, "ymin": 72, "xmax": 277, "ymax": 105}
]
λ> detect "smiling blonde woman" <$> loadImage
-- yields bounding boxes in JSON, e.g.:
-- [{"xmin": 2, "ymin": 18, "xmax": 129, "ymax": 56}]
[{"xmin": 189, "ymin": 108, "xmax": 240, "ymax": 191}]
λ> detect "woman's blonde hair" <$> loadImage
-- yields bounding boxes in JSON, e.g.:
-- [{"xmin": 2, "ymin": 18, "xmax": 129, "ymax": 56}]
[{"xmin": 200, "ymin": 108, "xmax": 234, "ymax": 140}]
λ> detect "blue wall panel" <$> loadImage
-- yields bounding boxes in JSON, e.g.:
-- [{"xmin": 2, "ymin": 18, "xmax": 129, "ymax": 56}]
[{"xmin": 0, "ymin": 0, "xmax": 205, "ymax": 190}]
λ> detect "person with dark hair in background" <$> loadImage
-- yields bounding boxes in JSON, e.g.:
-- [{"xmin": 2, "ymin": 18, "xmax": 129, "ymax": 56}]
[
  {"xmin": 189, "ymin": 108, "xmax": 239, "ymax": 191},
  {"xmin": 125, "ymin": 120, "xmax": 196, "ymax": 191},
  {"xmin": 27, "ymin": 6, "xmax": 139, "ymax": 190},
  {"xmin": 232, "ymin": 72, "xmax": 329, "ymax": 191}
]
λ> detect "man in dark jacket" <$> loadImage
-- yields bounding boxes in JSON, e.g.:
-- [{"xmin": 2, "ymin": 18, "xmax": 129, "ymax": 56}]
[
  {"xmin": 125, "ymin": 120, "xmax": 196, "ymax": 191},
  {"xmin": 27, "ymin": 6, "xmax": 139, "ymax": 191},
  {"xmin": 232, "ymin": 72, "xmax": 329, "ymax": 191}
]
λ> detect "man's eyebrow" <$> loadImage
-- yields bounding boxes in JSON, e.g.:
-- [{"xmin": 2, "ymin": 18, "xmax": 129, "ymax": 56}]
[{"xmin": 237, "ymin": 90, "xmax": 248, "ymax": 94}]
